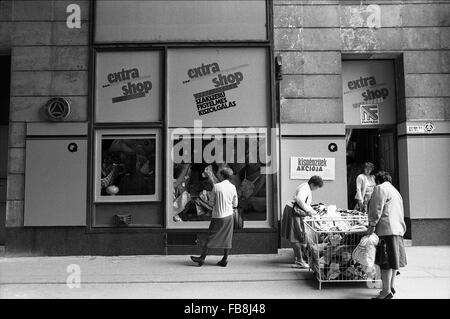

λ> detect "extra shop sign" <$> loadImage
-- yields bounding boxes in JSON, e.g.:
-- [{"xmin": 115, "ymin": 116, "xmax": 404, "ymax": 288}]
[
  {"xmin": 290, "ymin": 157, "xmax": 335, "ymax": 180},
  {"xmin": 95, "ymin": 51, "xmax": 162, "ymax": 123},
  {"xmin": 342, "ymin": 60, "xmax": 396, "ymax": 126},
  {"xmin": 167, "ymin": 48, "xmax": 269, "ymax": 127}
]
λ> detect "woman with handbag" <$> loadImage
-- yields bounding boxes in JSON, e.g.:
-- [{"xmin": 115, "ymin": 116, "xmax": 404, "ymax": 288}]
[
  {"xmin": 367, "ymin": 171, "xmax": 407, "ymax": 299},
  {"xmin": 281, "ymin": 176, "xmax": 323, "ymax": 269},
  {"xmin": 190, "ymin": 167, "xmax": 238, "ymax": 267}
]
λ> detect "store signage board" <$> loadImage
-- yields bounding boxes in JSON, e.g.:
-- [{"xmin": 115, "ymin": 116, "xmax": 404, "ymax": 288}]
[
  {"xmin": 95, "ymin": 1, "xmax": 267, "ymax": 42},
  {"xmin": 342, "ymin": 60, "xmax": 396, "ymax": 125},
  {"xmin": 168, "ymin": 48, "xmax": 269, "ymax": 127},
  {"xmin": 360, "ymin": 104, "xmax": 379, "ymax": 125},
  {"xmin": 95, "ymin": 51, "xmax": 162, "ymax": 123},
  {"xmin": 407, "ymin": 122, "xmax": 435, "ymax": 134},
  {"xmin": 290, "ymin": 157, "xmax": 335, "ymax": 180}
]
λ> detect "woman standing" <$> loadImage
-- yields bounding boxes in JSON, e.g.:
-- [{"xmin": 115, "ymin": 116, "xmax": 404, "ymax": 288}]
[
  {"xmin": 355, "ymin": 162, "xmax": 376, "ymax": 212},
  {"xmin": 367, "ymin": 171, "xmax": 407, "ymax": 299},
  {"xmin": 281, "ymin": 176, "xmax": 323, "ymax": 269},
  {"xmin": 190, "ymin": 167, "xmax": 238, "ymax": 267}
]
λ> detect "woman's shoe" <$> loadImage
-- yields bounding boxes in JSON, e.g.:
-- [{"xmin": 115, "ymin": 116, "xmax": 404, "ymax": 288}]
[
  {"xmin": 190, "ymin": 256, "xmax": 205, "ymax": 266},
  {"xmin": 217, "ymin": 260, "xmax": 228, "ymax": 267},
  {"xmin": 372, "ymin": 292, "xmax": 394, "ymax": 299},
  {"xmin": 391, "ymin": 288, "xmax": 396, "ymax": 295},
  {"xmin": 385, "ymin": 292, "xmax": 394, "ymax": 299},
  {"xmin": 292, "ymin": 260, "xmax": 309, "ymax": 269}
]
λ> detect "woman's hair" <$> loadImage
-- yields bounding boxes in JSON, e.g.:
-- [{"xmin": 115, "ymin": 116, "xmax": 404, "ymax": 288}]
[
  {"xmin": 375, "ymin": 171, "xmax": 392, "ymax": 184},
  {"xmin": 308, "ymin": 175, "xmax": 324, "ymax": 188},
  {"xmin": 218, "ymin": 167, "xmax": 234, "ymax": 180},
  {"xmin": 362, "ymin": 162, "xmax": 374, "ymax": 173}
]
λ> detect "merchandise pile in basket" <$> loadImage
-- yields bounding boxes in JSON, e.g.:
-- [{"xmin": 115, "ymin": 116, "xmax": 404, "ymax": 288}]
[
  {"xmin": 308, "ymin": 236, "xmax": 376, "ymax": 281},
  {"xmin": 306, "ymin": 204, "xmax": 368, "ymax": 232},
  {"xmin": 304, "ymin": 205, "xmax": 377, "ymax": 284}
]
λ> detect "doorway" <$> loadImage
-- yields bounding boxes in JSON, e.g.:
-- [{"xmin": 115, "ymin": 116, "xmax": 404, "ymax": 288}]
[
  {"xmin": 0, "ymin": 55, "xmax": 11, "ymax": 244},
  {"xmin": 346, "ymin": 127, "xmax": 398, "ymax": 209}
]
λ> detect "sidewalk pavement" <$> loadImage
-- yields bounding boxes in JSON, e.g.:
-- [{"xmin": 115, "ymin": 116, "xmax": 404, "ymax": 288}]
[{"xmin": 0, "ymin": 246, "xmax": 449, "ymax": 299}]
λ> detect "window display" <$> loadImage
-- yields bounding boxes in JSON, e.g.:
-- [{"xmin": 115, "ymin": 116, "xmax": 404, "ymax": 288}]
[
  {"xmin": 95, "ymin": 129, "xmax": 161, "ymax": 202},
  {"xmin": 171, "ymin": 134, "xmax": 268, "ymax": 223}
]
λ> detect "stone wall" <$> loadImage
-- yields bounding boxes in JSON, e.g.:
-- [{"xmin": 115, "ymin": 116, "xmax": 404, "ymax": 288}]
[
  {"xmin": 273, "ymin": 0, "xmax": 450, "ymax": 123},
  {"xmin": 0, "ymin": 0, "xmax": 89, "ymax": 227}
]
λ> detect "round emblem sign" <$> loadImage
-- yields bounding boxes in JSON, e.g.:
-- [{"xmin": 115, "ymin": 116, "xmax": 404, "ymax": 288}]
[
  {"xmin": 44, "ymin": 97, "xmax": 70, "ymax": 121},
  {"xmin": 424, "ymin": 122, "xmax": 435, "ymax": 133},
  {"xmin": 328, "ymin": 143, "xmax": 338, "ymax": 152}
]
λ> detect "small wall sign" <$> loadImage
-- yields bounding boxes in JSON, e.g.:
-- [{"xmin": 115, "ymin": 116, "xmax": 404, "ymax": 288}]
[
  {"xmin": 290, "ymin": 156, "xmax": 335, "ymax": 180},
  {"xmin": 407, "ymin": 122, "xmax": 435, "ymax": 134}
]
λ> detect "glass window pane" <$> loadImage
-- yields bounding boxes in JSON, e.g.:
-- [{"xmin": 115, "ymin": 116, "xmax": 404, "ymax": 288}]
[
  {"xmin": 101, "ymin": 137, "xmax": 156, "ymax": 196},
  {"xmin": 95, "ymin": 129, "xmax": 161, "ymax": 203},
  {"xmin": 172, "ymin": 134, "xmax": 267, "ymax": 223}
]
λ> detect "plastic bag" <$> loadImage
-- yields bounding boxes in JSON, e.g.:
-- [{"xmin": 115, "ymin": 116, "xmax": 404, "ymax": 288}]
[
  {"xmin": 352, "ymin": 233, "xmax": 379, "ymax": 268},
  {"xmin": 173, "ymin": 191, "xmax": 191, "ymax": 216}
]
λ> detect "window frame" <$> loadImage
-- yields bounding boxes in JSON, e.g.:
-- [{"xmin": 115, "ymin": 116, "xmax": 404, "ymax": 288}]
[
  {"xmin": 166, "ymin": 127, "xmax": 273, "ymax": 229},
  {"xmin": 94, "ymin": 128, "xmax": 162, "ymax": 203}
]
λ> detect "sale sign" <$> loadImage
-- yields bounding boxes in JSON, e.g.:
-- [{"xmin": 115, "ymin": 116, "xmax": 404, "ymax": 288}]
[{"xmin": 290, "ymin": 157, "xmax": 335, "ymax": 180}]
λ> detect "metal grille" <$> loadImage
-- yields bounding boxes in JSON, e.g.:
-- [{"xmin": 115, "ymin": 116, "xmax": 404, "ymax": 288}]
[{"xmin": 304, "ymin": 217, "xmax": 381, "ymax": 290}]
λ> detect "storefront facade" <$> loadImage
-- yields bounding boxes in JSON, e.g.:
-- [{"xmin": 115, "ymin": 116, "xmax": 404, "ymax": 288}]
[{"xmin": 0, "ymin": 0, "xmax": 449, "ymax": 256}]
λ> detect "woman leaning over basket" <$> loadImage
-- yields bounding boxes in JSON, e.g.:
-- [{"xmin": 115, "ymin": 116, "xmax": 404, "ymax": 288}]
[{"xmin": 367, "ymin": 171, "xmax": 407, "ymax": 299}]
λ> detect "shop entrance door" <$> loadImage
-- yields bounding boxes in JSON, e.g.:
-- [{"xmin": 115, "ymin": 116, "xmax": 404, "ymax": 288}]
[
  {"xmin": 346, "ymin": 127, "xmax": 398, "ymax": 209},
  {"xmin": 0, "ymin": 55, "xmax": 11, "ymax": 244}
]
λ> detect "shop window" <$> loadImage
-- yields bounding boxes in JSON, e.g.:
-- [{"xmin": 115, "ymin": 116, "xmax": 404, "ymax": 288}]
[
  {"xmin": 94, "ymin": 129, "xmax": 161, "ymax": 203},
  {"xmin": 95, "ymin": 1, "xmax": 267, "ymax": 43},
  {"xmin": 95, "ymin": 51, "xmax": 162, "ymax": 123},
  {"xmin": 170, "ymin": 131, "xmax": 270, "ymax": 226}
]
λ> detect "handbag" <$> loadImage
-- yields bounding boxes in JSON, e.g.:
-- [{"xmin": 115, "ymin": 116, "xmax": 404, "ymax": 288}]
[
  {"xmin": 375, "ymin": 238, "xmax": 388, "ymax": 266},
  {"xmin": 234, "ymin": 208, "xmax": 244, "ymax": 230}
]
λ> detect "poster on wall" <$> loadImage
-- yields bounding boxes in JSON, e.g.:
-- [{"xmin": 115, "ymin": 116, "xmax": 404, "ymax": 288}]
[
  {"xmin": 342, "ymin": 60, "xmax": 396, "ymax": 126},
  {"xmin": 95, "ymin": 51, "xmax": 162, "ymax": 123},
  {"xmin": 290, "ymin": 157, "xmax": 335, "ymax": 180},
  {"xmin": 168, "ymin": 48, "xmax": 269, "ymax": 127}
]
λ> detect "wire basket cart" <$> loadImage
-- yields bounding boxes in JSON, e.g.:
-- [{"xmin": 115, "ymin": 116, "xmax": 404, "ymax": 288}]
[{"xmin": 304, "ymin": 217, "xmax": 381, "ymax": 290}]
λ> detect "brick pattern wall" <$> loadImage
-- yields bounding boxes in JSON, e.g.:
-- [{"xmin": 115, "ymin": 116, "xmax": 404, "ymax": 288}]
[
  {"xmin": 273, "ymin": 0, "xmax": 450, "ymax": 123},
  {"xmin": 0, "ymin": 0, "xmax": 89, "ymax": 226}
]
